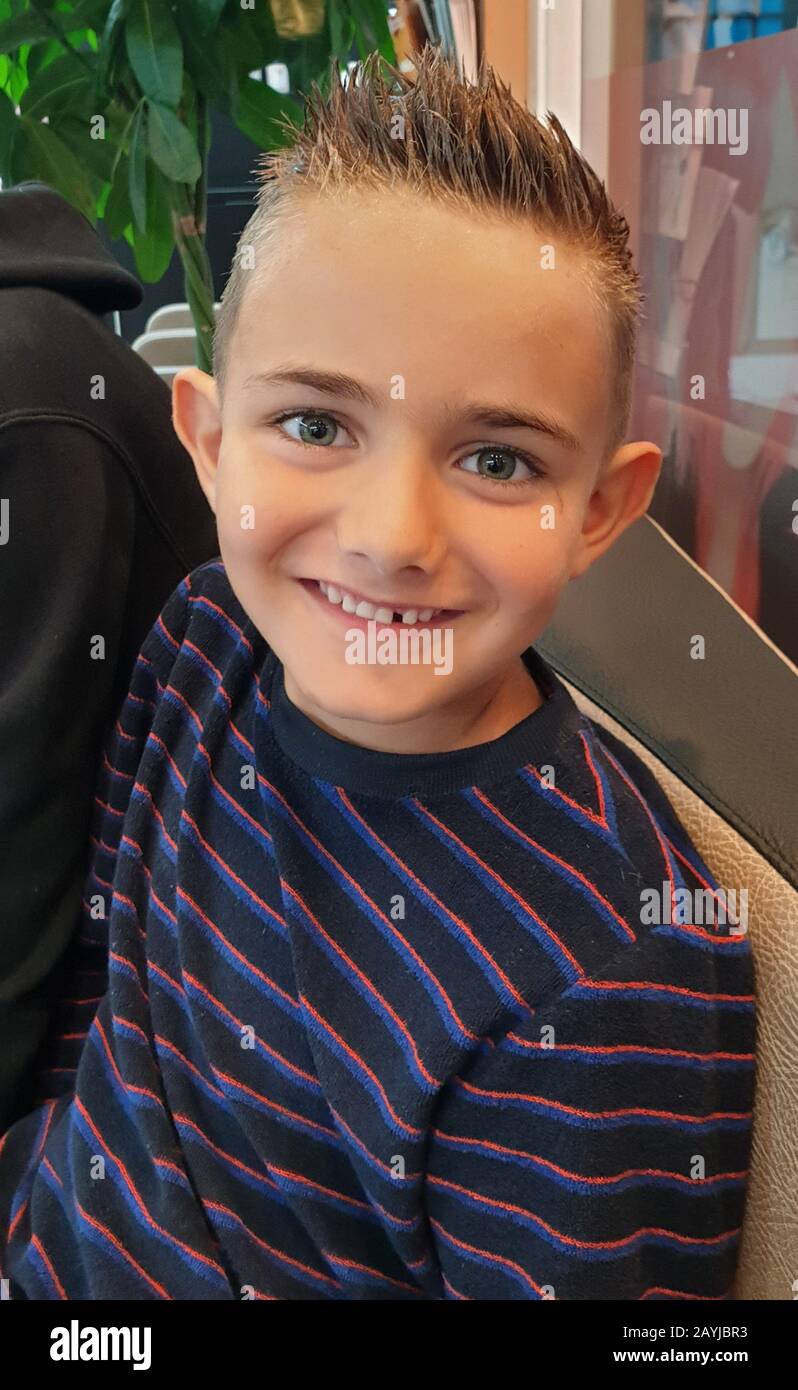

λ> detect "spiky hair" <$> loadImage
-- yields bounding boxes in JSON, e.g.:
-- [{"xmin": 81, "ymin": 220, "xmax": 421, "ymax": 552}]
[{"xmin": 213, "ymin": 45, "xmax": 644, "ymax": 455}]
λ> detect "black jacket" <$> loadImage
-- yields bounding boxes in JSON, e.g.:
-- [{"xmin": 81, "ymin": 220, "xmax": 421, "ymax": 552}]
[{"xmin": 0, "ymin": 182, "xmax": 218, "ymax": 1129}]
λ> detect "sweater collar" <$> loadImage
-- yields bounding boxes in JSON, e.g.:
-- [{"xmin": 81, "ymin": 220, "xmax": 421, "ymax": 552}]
[{"xmin": 261, "ymin": 646, "xmax": 583, "ymax": 799}]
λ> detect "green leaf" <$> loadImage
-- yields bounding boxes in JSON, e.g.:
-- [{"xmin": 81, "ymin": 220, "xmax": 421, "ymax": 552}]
[
  {"xmin": 0, "ymin": 12, "xmax": 50, "ymax": 55},
  {"xmin": 349, "ymin": 0, "xmax": 396, "ymax": 62},
  {"xmin": 0, "ymin": 86, "xmax": 15, "ymax": 181},
  {"xmin": 193, "ymin": 0, "xmax": 227, "ymax": 35},
  {"xmin": 232, "ymin": 75, "xmax": 302, "ymax": 151},
  {"xmin": 178, "ymin": 8, "xmax": 230, "ymax": 109},
  {"xmin": 126, "ymin": 0, "xmax": 183, "ymax": 108},
  {"xmin": 20, "ymin": 51, "xmax": 93, "ymax": 119},
  {"xmin": 6, "ymin": 55, "xmax": 28, "ymax": 106},
  {"xmin": 55, "ymin": 114, "xmax": 117, "ymax": 183},
  {"xmin": 66, "ymin": 0, "xmax": 117, "ymax": 29},
  {"xmin": 11, "ymin": 116, "xmax": 96, "ymax": 222},
  {"xmin": 147, "ymin": 99, "xmax": 200, "ymax": 181},
  {"xmin": 25, "ymin": 36, "xmax": 63, "ymax": 81},
  {"xmin": 103, "ymin": 150, "xmax": 133, "ymax": 240},
  {"xmin": 328, "ymin": 0, "xmax": 355, "ymax": 60},
  {"xmin": 128, "ymin": 101, "xmax": 147, "ymax": 231},
  {"xmin": 103, "ymin": 97, "xmax": 139, "ymax": 147},
  {"xmin": 96, "ymin": 0, "xmax": 130, "ymax": 90},
  {"xmin": 216, "ymin": 8, "xmax": 276, "ymax": 72},
  {"xmin": 132, "ymin": 160, "xmax": 174, "ymax": 282}
]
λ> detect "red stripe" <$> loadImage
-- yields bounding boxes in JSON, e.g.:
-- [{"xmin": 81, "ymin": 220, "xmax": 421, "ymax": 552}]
[
  {"xmin": 73, "ymin": 1095, "xmax": 228, "ymax": 1279},
  {"xmin": 323, "ymin": 1250, "xmax": 422, "ymax": 1294},
  {"xmin": 204, "ymin": 1199, "xmax": 341, "ymax": 1291},
  {"xmin": 282, "ymin": 879, "xmax": 441, "ymax": 1088},
  {"xmin": 183, "ymin": 969, "xmax": 319, "ymax": 1089},
  {"xmin": 188, "ymin": 593, "xmax": 254, "ymax": 652},
  {"xmin": 429, "ymin": 1215, "xmax": 546, "ymax": 1295},
  {"xmin": 577, "ymin": 978, "xmax": 754, "ymax": 1004},
  {"xmin": 473, "ymin": 787, "xmax": 637, "ymax": 942},
  {"xmin": 30, "ymin": 1234, "xmax": 67, "ymax": 1298},
  {"xmin": 454, "ymin": 1075, "xmax": 752, "ymax": 1124},
  {"xmin": 76, "ymin": 1200, "xmax": 171, "ymax": 1298},
  {"xmin": 429, "ymin": 1174, "xmax": 742, "ymax": 1252},
  {"xmin": 177, "ymin": 885, "xmax": 295, "ymax": 1009},
  {"xmin": 432, "ymin": 1126, "xmax": 749, "ymax": 1187},
  {"xmin": 503, "ymin": 1033, "xmax": 754, "ymax": 1062},
  {"xmin": 414, "ymin": 799, "xmax": 588, "ymax": 977},
  {"xmin": 299, "ymin": 993, "xmax": 423, "ymax": 1138},
  {"xmin": 181, "ymin": 810, "xmax": 284, "ymax": 930}
]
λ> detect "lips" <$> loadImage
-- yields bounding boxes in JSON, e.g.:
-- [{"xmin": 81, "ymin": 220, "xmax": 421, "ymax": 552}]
[{"xmin": 299, "ymin": 578, "xmax": 461, "ymax": 629}]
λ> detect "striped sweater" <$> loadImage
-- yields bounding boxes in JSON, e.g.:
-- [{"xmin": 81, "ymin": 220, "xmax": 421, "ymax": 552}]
[{"xmin": 0, "ymin": 560, "xmax": 756, "ymax": 1300}]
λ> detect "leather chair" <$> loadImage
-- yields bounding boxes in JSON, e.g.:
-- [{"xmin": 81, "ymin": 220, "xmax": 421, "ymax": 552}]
[{"xmin": 538, "ymin": 513, "xmax": 798, "ymax": 1301}]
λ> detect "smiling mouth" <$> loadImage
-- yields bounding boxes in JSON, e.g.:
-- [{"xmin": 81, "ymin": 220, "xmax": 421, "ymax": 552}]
[{"xmin": 298, "ymin": 578, "xmax": 464, "ymax": 628}]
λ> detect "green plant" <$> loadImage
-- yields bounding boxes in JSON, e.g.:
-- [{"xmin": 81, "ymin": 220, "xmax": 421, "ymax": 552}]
[{"xmin": 0, "ymin": 0, "xmax": 395, "ymax": 369}]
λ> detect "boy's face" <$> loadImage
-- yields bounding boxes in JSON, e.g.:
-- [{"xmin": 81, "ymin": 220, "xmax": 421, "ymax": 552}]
[{"xmin": 174, "ymin": 187, "xmax": 660, "ymax": 753}]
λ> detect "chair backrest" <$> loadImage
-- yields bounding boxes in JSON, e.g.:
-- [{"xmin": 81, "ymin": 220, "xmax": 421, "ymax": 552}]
[
  {"xmin": 145, "ymin": 302, "xmax": 221, "ymax": 335},
  {"xmin": 132, "ymin": 327, "xmax": 197, "ymax": 369},
  {"xmin": 539, "ymin": 514, "xmax": 798, "ymax": 1300},
  {"xmin": 562, "ymin": 682, "xmax": 797, "ymax": 1300}
]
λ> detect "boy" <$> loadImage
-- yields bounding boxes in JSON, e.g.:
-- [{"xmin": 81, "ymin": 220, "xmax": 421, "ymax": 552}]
[{"xmin": 0, "ymin": 49, "xmax": 755, "ymax": 1300}]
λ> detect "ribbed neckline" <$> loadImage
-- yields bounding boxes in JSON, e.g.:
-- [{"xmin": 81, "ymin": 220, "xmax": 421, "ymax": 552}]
[{"xmin": 258, "ymin": 645, "xmax": 583, "ymax": 799}]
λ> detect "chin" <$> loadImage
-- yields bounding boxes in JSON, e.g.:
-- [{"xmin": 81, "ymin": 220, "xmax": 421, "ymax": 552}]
[{"xmin": 294, "ymin": 665, "xmax": 452, "ymax": 726}]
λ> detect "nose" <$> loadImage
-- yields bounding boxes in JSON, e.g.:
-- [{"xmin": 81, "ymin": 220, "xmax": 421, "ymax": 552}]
[{"xmin": 335, "ymin": 445, "xmax": 447, "ymax": 577}]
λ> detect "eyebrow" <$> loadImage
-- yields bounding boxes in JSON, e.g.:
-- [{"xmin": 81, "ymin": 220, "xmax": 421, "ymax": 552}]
[{"xmin": 240, "ymin": 366, "xmax": 584, "ymax": 454}]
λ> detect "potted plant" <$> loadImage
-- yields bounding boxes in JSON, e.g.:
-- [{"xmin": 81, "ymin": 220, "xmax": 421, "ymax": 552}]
[{"xmin": 0, "ymin": 0, "xmax": 396, "ymax": 368}]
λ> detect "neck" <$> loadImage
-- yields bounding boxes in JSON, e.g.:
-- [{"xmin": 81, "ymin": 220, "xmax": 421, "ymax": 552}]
[{"xmin": 281, "ymin": 655, "xmax": 544, "ymax": 756}]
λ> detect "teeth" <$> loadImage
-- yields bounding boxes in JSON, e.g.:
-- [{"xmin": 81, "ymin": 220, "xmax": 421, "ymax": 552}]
[{"xmin": 317, "ymin": 580, "xmax": 441, "ymax": 625}]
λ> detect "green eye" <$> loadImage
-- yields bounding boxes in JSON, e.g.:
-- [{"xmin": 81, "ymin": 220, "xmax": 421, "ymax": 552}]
[
  {"xmin": 459, "ymin": 447, "xmax": 542, "ymax": 487},
  {"xmin": 297, "ymin": 414, "xmax": 337, "ymax": 445},
  {"xmin": 478, "ymin": 448, "xmax": 518, "ymax": 481},
  {"xmin": 273, "ymin": 411, "xmax": 350, "ymax": 447}
]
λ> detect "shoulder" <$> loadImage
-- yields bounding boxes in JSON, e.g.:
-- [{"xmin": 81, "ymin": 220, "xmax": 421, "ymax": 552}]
[
  {"xmin": 182, "ymin": 558, "xmax": 262, "ymax": 651},
  {"xmin": 140, "ymin": 559, "xmax": 265, "ymax": 690},
  {"xmin": 526, "ymin": 703, "xmax": 745, "ymax": 968},
  {"xmin": 584, "ymin": 718, "xmax": 683, "ymax": 824},
  {"xmin": 559, "ymin": 712, "xmax": 753, "ymax": 958},
  {"xmin": 575, "ymin": 717, "xmax": 711, "ymax": 889}
]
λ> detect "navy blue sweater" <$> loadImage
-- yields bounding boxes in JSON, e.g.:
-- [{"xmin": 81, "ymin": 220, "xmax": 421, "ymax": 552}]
[{"xmin": 0, "ymin": 560, "xmax": 756, "ymax": 1299}]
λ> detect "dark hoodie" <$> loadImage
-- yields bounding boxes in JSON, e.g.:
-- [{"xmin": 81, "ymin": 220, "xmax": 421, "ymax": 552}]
[{"xmin": 0, "ymin": 183, "xmax": 218, "ymax": 1130}]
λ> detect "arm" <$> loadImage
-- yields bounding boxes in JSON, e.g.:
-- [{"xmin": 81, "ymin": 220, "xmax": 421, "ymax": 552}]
[
  {"xmin": 0, "ymin": 421, "xmax": 135, "ymax": 1130},
  {"xmin": 425, "ymin": 928, "xmax": 756, "ymax": 1300}
]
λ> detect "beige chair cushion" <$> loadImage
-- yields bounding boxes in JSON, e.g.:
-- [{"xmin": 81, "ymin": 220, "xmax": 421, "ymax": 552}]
[{"xmin": 562, "ymin": 679, "xmax": 798, "ymax": 1301}]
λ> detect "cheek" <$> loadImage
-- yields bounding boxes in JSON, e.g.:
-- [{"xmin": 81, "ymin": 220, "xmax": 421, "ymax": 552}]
[
  {"xmin": 214, "ymin": 438, "xmax": 302, "ymax": 560},
  {"xmin": 487, "ymin": 506, "xmax": 577, "ymax": 612}
]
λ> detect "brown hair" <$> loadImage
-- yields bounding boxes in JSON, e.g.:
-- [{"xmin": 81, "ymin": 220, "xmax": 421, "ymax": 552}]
[{"xmin": 213, "ymin": 45, "xmax": 644, "ymax": 457}]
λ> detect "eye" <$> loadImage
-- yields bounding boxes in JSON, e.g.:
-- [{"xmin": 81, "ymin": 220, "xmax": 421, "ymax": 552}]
[
  {"xmin": 458, "ymin": 445, "xmax": 543, "ymax": 488},
  {"xmin": 271, "ymin": 410, "xmax": 353, "ymax": 448}
]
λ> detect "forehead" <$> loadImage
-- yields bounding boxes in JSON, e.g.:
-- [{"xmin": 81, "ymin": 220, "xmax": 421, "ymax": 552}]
[{"xmin": 229, "ymin": 187, "xmax": 612, "ymax": 444}]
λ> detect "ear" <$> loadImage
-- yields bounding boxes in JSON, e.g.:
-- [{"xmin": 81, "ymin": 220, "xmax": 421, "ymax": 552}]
[
  {"xmin": 569, "ymin": 440, "xmax": 662, "ymax": 581},
  {"xmin": 172, "ymin": 368, "xmax": 222, "ymax": 514}
]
